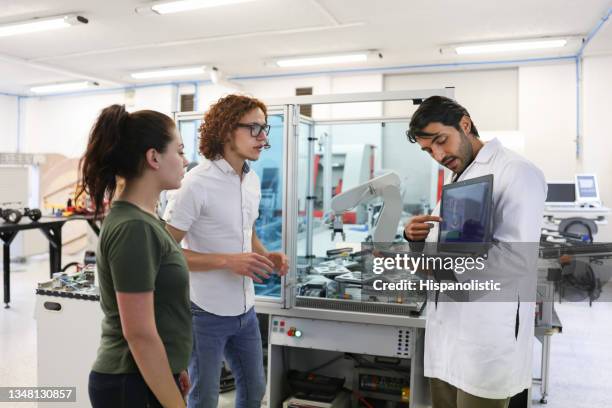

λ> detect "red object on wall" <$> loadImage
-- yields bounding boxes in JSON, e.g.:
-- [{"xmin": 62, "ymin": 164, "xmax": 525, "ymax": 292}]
[
  {"xmin": 335, "ymin": 178, "xmax": 343, "ymax": 196},
  {"xmin": 313, "ymin": 154, "xmax": 321, "ymax": 186},
  {"xmin": 342, "ymin": 212, "xmax": 357, "ymax": 224}
]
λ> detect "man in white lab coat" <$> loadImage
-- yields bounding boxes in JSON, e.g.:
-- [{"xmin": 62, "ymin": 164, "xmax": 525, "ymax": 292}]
[{"xmin": 403, "ymin": 96, "xmax": 546, "ymax": 408}]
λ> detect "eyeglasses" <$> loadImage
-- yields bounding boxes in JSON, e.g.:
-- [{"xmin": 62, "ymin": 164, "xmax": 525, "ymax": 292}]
[{"xmin": 236, "ymin": 123, "xmax": 271, "ymax": 137}]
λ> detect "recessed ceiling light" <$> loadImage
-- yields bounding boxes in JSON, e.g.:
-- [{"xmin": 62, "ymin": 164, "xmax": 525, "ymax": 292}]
[
  {"xmin": 136, "ymin": 0, "xmax": 256, "ymax": 15},
  {"xmin": 30, "ymin": 81, "xmax": 98, "ymax": 94},
  {"xmin": 130, "ymin": 66, "xmax": 207, "ymax": 79},
  {"xmin": 274, "ymin": 51, "xmax": 380, "ymax": 68},
  {"xmin": 0, "ymin": 15, "xmax": 87, "ymax": 38}
]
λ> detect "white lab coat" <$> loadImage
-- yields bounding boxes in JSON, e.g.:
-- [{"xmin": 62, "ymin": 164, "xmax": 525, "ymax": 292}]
[{"xmin": 423, "ymin": 138, "xmax": 547, "ymax": 399}]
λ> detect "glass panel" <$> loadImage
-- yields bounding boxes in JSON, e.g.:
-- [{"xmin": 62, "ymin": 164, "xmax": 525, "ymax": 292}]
[
  {"xmin": 294, "ymin": 116, "xmax": 436, "ymax": 312},
  {"xmin": 382, "ymin": 121, "xmax": 438, "ymax": 215},
  {"xmin": 178, "ymin": 120, "xmax": 202, "ymax": 165},
  {"xmin": 296, "ymin": 120, "xmax": 313, "ymax": 258},
  {"xmin": 175, "ymin": 114, "xmax": 285, "ymax": 299},
  {"xmin": 250, "ymin": 113, "xmax": 284, "ymax": 298}
]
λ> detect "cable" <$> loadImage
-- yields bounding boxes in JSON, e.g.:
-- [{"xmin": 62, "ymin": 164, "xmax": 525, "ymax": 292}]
[
  {"xmin": 305, "ymin": 354, "xmax": 345, "ymax": 373},
  {"xmin": 344, "ymin": 387, "xmax": 374, "ymax": 408},
  {"xmin": 562, "ymin": 261, "xmax": 601, "ymax": 302},
  {"xmin": 60, "ymin": 262, "xmax": 80, "ymax": 272},
  {"xmin": 561, "ymin": 219, "xmax": 594, "ymax": 243},
  {"xmin": 346, "ymin": 353, "xmax": 410, "ymax": 376}
]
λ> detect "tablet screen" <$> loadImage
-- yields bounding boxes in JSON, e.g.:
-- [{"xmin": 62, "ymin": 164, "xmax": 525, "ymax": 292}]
[{"xmin": 439, "ymin": 177, "xmax": 492, "ymax": 243}]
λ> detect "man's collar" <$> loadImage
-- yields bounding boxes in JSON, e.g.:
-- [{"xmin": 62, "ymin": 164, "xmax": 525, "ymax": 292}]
[
  {"xmin": 214, "ymin": 158, "xmax": 250, "ymax": 175},
  {"xmin": 451, "ymin": 138, "xmax": 501, "ymax": 182},
  {"xmin": 473, "ymin": 138, "xmax": 500, "ymax": 164}
]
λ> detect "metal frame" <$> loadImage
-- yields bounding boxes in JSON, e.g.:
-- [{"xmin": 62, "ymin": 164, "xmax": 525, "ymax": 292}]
[
  {"xmin": 263, "ymin": 88, "xmax": 455, "ymax": 106},
  {"xmin": 173, "ymin": 107, "xmax": 288, "ymax": 306},
  {"xmin": 281, "ymin": 89, "xmax": 454, "ymax": 323},
  {"xmin": 173, "ymin": 88, "xmax": 456, "ymax": 318}
]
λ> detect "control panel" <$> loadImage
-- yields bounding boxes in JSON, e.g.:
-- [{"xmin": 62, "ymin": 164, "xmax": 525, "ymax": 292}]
[{"xmin": 270, "ymin": 316, "xmax": 414, "ymax": 358}]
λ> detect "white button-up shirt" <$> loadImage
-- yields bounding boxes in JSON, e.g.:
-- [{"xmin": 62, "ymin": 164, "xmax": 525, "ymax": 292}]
[
  {"xmin": 164, "ymin": 158, "xmax": 261, "ymax": 316},
  {"xmin": 423, "ymin": 138, "xmax": 547, "ymax": 398}
]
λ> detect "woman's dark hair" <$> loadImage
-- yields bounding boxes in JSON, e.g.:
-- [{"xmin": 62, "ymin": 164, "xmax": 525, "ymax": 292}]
[
  {"xmin": 406, "ymin": 96, "xmax": 479, "ymax": 143},
  {"xmin": 77, "ymin": 104, "xmax": 176, "ymax": 216},
  {"xmin": 199, "ymin": 94, "xmax": 267, "ymax": 160}
]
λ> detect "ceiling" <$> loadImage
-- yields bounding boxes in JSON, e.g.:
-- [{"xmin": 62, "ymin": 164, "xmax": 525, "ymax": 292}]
[{"xmin": 0, "ymin": 0, "xmax": 611, "ymax": 94}]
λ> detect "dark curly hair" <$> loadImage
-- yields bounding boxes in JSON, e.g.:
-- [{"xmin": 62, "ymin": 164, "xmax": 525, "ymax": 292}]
[{"xmin": 199, "ymin": 94, "xmax": 267, "ymax": 160}]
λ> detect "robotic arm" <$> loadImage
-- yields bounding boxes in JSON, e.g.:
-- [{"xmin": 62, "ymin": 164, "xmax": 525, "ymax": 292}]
[{"xmin": 330, "ymin": 171, "xmax": 402, "ymax": 242}]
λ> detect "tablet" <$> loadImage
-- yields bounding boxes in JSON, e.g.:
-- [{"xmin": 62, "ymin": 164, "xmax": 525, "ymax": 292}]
[{"xmin": 438, "ymin": 174, "xmax": 493, "ymax": 252}]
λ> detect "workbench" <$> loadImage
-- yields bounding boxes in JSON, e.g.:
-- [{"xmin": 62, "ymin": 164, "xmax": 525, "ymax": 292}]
[{"xmin": 1, "ymin": 215, "xmax": 100, "ymax": 308}]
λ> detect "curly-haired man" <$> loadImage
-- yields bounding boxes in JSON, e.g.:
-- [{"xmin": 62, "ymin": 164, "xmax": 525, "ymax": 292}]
[{"xmin": 165, "ymin": 94, "xmax": 289, "ymax": 408}]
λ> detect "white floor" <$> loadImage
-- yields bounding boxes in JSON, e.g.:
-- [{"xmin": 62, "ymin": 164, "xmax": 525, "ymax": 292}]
[{"xmin": 2, "ymin": 254, "xmax": 612, "ymax": 407}]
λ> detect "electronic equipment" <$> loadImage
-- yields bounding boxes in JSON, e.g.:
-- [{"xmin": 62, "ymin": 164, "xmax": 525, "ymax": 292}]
[
  {"xmin": 438, "ymin": 174, "xmax": 493, "ymax": 254},
  {"xmin": 287, "ymin": 370, "xmax": 346, "ymax": 403},
  {"xmin": 575, "ymin": 174, "xmax": 600, "ymax": 205},
  {"xmin": 283, "ymin": 392, "xmax": 349, "ymax": 408},
  {"xmin": 352, "ymin": 367, "xmax": 410, "ymax": 405},
  {"xmin": 545, "ymin": 182, "xmax": 576, "ymax": 206}
]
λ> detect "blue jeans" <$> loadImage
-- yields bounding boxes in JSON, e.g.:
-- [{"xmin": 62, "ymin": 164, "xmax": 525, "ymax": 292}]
[{"xmin": 188, "ymin": 303, "xmax": 266, "ymax": 408}]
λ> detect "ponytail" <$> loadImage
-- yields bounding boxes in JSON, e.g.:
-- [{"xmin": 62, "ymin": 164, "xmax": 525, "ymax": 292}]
[{"xmin": 77, "ymin": 104, "xmax": 175, "ymax": 217}]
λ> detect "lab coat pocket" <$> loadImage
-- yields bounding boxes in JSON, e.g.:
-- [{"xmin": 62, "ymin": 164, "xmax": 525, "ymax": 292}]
[{"xmin": 458, "ymin": 302, "xmax": 516, "ymax": 350}]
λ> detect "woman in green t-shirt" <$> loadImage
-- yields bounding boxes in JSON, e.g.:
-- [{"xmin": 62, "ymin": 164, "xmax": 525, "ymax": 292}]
[{"xmin": 78, "ymin": 104, "xmax": 191, "ymax": 408}]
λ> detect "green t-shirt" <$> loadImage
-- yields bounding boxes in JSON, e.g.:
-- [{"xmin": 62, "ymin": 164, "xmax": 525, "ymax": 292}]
[{"xmin": 92, "ymin": 201, "xmax": 192, "ymax": 374}]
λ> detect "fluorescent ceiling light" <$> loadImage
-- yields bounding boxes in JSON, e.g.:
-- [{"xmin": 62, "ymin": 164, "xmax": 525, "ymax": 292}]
[
  {"xmin": 0, "ymin": 15, "xmax": 87, "ymax": 38},
  {"xmin": 275, "ymin": 52, "xmax": 373, "ymax": 68},
  {"xmin": 454, "ymin": 39, "xmax": 568, "ymax": 55},
  {"xmin": 30, "ymin": 81, "xmax": 98, "ymax": 94},
  {"xmin": 130, "ymin": 66, "xmax": 207, "ymax": 79},
  {"xmin": 143, "ymin": 0, "xmax": 256, "ymax": 14}
]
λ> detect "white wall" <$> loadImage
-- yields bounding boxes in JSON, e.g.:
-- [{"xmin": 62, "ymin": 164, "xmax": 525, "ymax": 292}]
[
  {"xmin": 518, "ymin": 62, "xmax": 577, "ymax": 180},
  {"xmin": 21, "ymin": 86, "xmax": 175, "ymax": 158},
  {"xmin": 384, "ymin": 68, "xmax": 519, "ymax": 131},
  {"xmin": 382, "ymin": 65, "xmax": 584, "ymax": 191},
  {"xmin": 199, "ymin": 73, "xmax": 385, "ymax": 119},
  {"xmin": 203, "ymin": 74, "xmax": 386, "ymax": 186},
  {"xmin": 202, "ymin": 75, "xmax": 333, "ymax": 118},
  {"xmin": 329, "ymin": 74, "xmax": 383, "ymax": 118},
  {"xmin": 382, "ymin": 69, "xmax": 520, "ymax": 209},
  {"xmin": 0, "ymin": 58, "xmax": 610, "ymax": 239},
  {"xmin": 0, "ymin": 95, "xmax": 19, "ymax": 152},
  {"xmin": 582, "ymin": 55, "xmax": 612, "ymax": 241}
]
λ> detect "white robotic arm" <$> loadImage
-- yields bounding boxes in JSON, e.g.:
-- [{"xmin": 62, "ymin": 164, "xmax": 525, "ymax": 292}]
[{"xmin": 330, "ymin": 171, "xmax": 402, "ymax": 242}]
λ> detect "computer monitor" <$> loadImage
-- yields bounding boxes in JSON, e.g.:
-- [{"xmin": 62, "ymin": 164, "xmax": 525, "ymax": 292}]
[
  {"xmin": 575, "ymin": 174, "xmax": 600, "ymax": 204},
  {"xmin": 438, "ymin": 174, "xmax": 493, "ymax": 251},
  {"xmin": 545, "ymin": 182, "xmax": 576, "ymax": 205}
]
